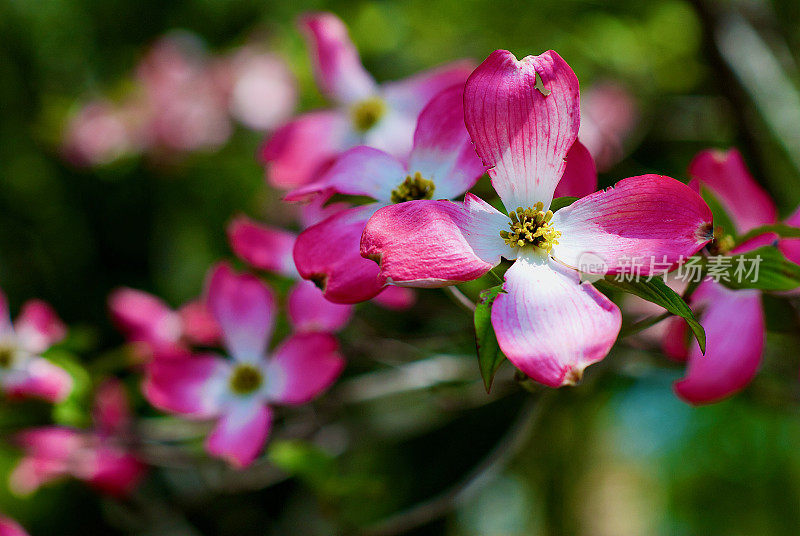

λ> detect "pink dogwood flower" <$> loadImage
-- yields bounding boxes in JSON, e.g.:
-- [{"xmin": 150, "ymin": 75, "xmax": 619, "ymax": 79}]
[
  {"xmin": 360, "ymin": 50, "xmax": 713, "ymax": 387},
  {"xmin": 144, "ymin": 264, "xmax": 344, "ymax": 467},
  {"xmin": 259, "ymin": 12, "xmax": 475, "ymax": 189},
  {"xmin": 10, "ymin": 380, "xmax": 146, "ymax": 497},
  {"xmin": 0, "ymin": 290, "xmax": 72, "ymax": 402},
  {"xmin": 663, "ymin": 148, "xmax": 800, "ymax": 404},
  {"xmin": 109, "ymin": 288, "xmax": 220, "ymax": 360},
  {"xmin": 0, "ymin": 515, "xmax": 28, "ymax": 536}
]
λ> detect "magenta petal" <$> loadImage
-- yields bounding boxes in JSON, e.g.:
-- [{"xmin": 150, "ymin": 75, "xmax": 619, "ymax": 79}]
[
  {"xmin": 661, "ymin": 317, "xmax": 690, "ymax": 362},
  {"xmin": 206, "ymin": 402, "xmax": 272, "ymax": 468},
  {"xmin": 14, "ymin": 300, "xmax": 67, "ymax": 354},
  {"xmin": 491, "ymin": 253, "xmax": 621, "ymax": 387},
  {"xmin": 464, "ymin": 50, "xmax": 580, "ymax": 210},
  {"xmin": 10, "ymin": 427, "xmax": 81, "ymax": 495},
  {"xmin": 360, "ymin": 194, "xmax": 508, "ymax": 287},
  {"xmin": 688, "ymin": 148, "xmax": 777, "ymax": 233},
  {"xmin": 0, "ymin": 515, "xmax": 29, "ymax": 536},
  {"xmin": 84, "ymin": 444, "xmax": 145, "ymax": 497},
  {"xmin": 284, "ymin": 146, "xmax": 405, "ymax": 203},
  {"xmin": 3, "ymin": 357, "xmax": 73, "ymax": 403},
  {"xmin": 143, "ymin": 355, "xmax": 229, "ymax": 418},
  {"xmin": 371, "ymin": 286, "xmax": 416, "ymax": 310},
  {"xmin": 674, "ymin": 282, "xmax": 764, "ymax": 405},
  {"xmin": 267, "ymin": 333, "xmax": 344, "ymax": 405},
  {"xmin": 778, "ymin": 204, "xmax": 800, "ymax": 266},
  {"xmin": 552, "ymin": 175, "xmax": 713, "ymax": 275},
  {"xmin": 108, "ymin": 288, "xmax": 181, "ymax": 349},
  {"xmin": 206, "ymin": 263, "xmax": 276, "ymax": 362},
  {"xmin": 259, "ymin": 110, "xmax": 351, "ymax": 189},
  {"xmin": 554, "ymin": 140, "xmax": 598, "ymax": 198},
  {"xmin": 294, "ymin": 204, "xmax": 385, "ymax": 304},
  {"xmin": 406, "ymin": 84, "xmax": 485, "ymax": 198},
  {"xmin": 177, "ymin": 300, "xmax": 221, "ymax": 347},
  {"xmin": 382, "ymin": 60, "xmax": 475, "ymax": 116},
  {"xmin": 299, "ymin": 12, "xmax": 376, "ymax": 104},
  {"xmin": 93, "ymin": 379, "xmax": 131, "ymax": 433},
  {"xmin": 288, "ymin": 280, "xmax": 353, "ymax": 333},
  {"xmin": 227, "ymin": 216, "xmax": 297, "ymax": 277}
]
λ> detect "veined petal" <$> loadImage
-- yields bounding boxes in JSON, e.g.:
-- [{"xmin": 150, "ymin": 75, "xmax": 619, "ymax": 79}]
[
  {"xmin": 299, "ymin": 12, "xmax": 377, "ymax": 104},
  {"xmin": 551, "ymin": 175, "xmax": 713, "ymax": 275},
  {"xmin": 206, "ymin": 401, "xmax": 272, "ymax": 468},
  {"xmin": 288, "ymin": 280, "xmax": 353, "ymax": 333},
  {"xmin": 464, "ymin": 50, "xmax": 580, "ymax": 210},
  {"xmin": 688, "ymin": 148, "xmax": 777, "ymax": 233},
  {"xmin": 381, "ymin": 60, "xmax": 475, "ymax": 116},
  {"xmin": 143, "ymin": 355, "xmax": 230, "ymax": 418},
  {"xmin": 177, "ymin": 300, "xmax": 221, "ymax": 347},
  {"xmin": 206, "ymin": 263, "xmax": 276, "ymax": 362},
  {"xmin": 227, "ymin": 216, "xmax": 297, "ymax": 277},
  {"xmin": 491, "ymin": 253, "xmax": 621, "ymax": 387},
  {"xmin": 371, "ymin": 286, "xmax": 416, "ymax": 310},
  {"xmin": 3, "ymin": 357, "xmax": 73, "ymax": 403},
  {"xmin": 267, "ymin": 333, "xmax": 344, "ymax": 405},
  {"xmin": 360, "ymin": 194, "xmax": 508, "ymax": 287},
  {"xmin": 284, "ymin": 146, "xmax": 405, "ymax": 203},
  {"xmin": 14, "ymin": 300, "xmax": 67, "ymax": 354},
  {"xmin": 674, "ymin": 282, "xmax": 764, "ymax": 405},
  {"xmin": 554, "ymin": 140, "xmax": 597, "ymax": 198},
  {"xmin": 259, "ymin": 110, "xmax": 353, "ymax": 189},
  {"xmin": 407, "ymin": 84, "xmax": 485, "ymax": 199},
  {"xmin": 294, "ymin": 204, "xmax": 385, "ymax": 304}
]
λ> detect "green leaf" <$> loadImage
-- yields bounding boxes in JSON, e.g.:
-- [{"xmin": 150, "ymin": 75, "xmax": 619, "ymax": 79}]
[
  {"xmin": 474, "ymin": 285, "xmax": 507, "ymax": 392},
  {"xmin": 550, "ymin": 196, "xmax": 578, "ymax": 212},
  {"xmin": 595, "ymin": 276, "xmax": 706, "ymax": 353},
  {"xmin": 738, "ymin": 224, "xmax": 800, "ymax": 244},
  {"xmin": 701, "ymin": 186, "xmax": 738, "ymax": 239},
  {"xmin": 715, "ymin": 246, "xmax": 800, "ymax": 292}
]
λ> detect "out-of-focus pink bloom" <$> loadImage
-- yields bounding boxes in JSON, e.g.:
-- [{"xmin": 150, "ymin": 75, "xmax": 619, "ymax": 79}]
[
  {"xmin": 578, "ymin": 82, "xmax": 639, "ymax": 172},
  {"xmin": 109, "ymin": 288, "xmax": 220, "ymax": 360},
  {"xmin": 10, "ymin": 380, "xmax": 146, "ymax": 496},
  {"xmin": 0, "ymin": 290, "xmax": 72, "ymax": 403},
  {"xmin": 360, "ymin": 50, "xmax": 713, "ymax": 387},
  {"xmin": 0, "ymin": 515, "xmax": 29, "ymax": 536},
  {"xmin": 286, "ymin": 84, "xmax": 492, "ymax": 303},
  {"xmin": 663, "ymin": 148, "xmax": 799, "ymax": 405},
  {"xmin": 144, "ymin": 264, "xmax": 344, "ymax": 467},
  {"xmin": 260, "ymin": 12, "xmax": 475, "ymax": 189},
  {"xmin": 214, "ymin": 47, "xmax": 297, "ymax": 132},
  {"xmin": 62, "ymin": 100, "xmax": 139, "ymax": 167}
]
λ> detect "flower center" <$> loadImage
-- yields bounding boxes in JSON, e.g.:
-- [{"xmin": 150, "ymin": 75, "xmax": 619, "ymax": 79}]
[
  {"xmin": 708, "ymin": 226, "xmax": 735, "ymax": 255},
  {"xmin": 0, "ymin": 346, "xmax": 14, "ymax": 369},
  {"xmin": 350, "ymin": 97, "xmax": 386, "ymax": 133},
  {"xmin": 500, "ymin": 203, "xmax": 561, "ymax": 253},
  {"xmin": 229, "ymin": 364, "xmax": 263, "ymax": 395},
  {"xmin": 390, "ymin": 172, "xmax": 435, "ymax": 204}
]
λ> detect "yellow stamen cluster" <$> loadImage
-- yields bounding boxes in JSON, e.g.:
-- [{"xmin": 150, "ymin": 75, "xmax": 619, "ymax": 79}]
[
  {"xmin": 350, "ymin": 97, "xmax": 386, "ymax": 132},
  {"xmin": 229, "ymin": 364, "xmax": 263, "ymax": 395},
  {"xmin": 708, "ymin": 226, "xmax": 735, "ymax": 255},
  {"xmin": 390, "ymin": 172, "xmax": 436, "ymax": 204},
  {"xmin": 500, "ymin": 203, "xmax": 561, "ymax": 253}
]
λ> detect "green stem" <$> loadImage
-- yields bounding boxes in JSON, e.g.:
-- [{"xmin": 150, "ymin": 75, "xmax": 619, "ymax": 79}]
[{"xmin": 618, "ymin": 312, "xmax": 671, "ymax": 340}]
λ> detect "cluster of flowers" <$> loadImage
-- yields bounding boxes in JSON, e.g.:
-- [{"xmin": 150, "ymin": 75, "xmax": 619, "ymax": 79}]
[
  {"xmin": 4, "ymin": 10, "xmax": 798, "ymax": 534},
  {"xmin": 62, "ymin": 32, "xmax": 297, "ymax": 167}
]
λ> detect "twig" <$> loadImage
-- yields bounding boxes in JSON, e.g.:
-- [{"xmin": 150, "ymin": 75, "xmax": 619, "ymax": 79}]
[
  {"xmin": 442, "ymin": 286, "xmax": 476, "ymax": 313},
  {"xmin": 617, "ymin": 312, "xmax": 671, "ymax": 340}
]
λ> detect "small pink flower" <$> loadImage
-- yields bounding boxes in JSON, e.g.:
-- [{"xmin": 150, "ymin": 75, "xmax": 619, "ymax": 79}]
[
  {"xmin": 10, "ymin": 380, "xmax": 146, "ymax": 497},
  {"xmin": 109, "ymin": 288, "xmax": 220, "ymax": 360},
  {"xmin": 0, "ymin": 515, "xmax": 29, "ymax": 536},
  {"xmin": 259, "ymin": 12, "xmax": 476, "ymax": 189},
  {"xmin": 62, "ymin": 100, "xmax": 139, "ymax": 167},
  {"xmin": 578, "ymin": 82, "xmax": 639, "ymax": 172},
  {"xmin": 144, "ymin": 264, "xmax": 344, "ymax": 467},
  {"xmin": 664, "ymin": 148, "xmax": 798, "ymax": 405},
  {"xmin": 0, "ymin": 290, "xmax": 72, "ymax": 403},
  {"xmin": 360, "ymin": 50, "xmax": 713, "ymax": 387}
]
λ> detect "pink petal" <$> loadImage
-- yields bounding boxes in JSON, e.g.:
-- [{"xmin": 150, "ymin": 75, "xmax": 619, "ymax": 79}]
[
  {"xmin": 93, "ymin": 379, "xmax": 131, "ymax": 434},
  {"xmin": 177, "ymin": 299, "xmax": 221, "ymax": 347},
  {"xmin": 779, "ymin": 204, "xmax": 800, "ymax": 266},
  {"xmin": 299, "ymin": 12, "xmax": 376, "ymax": 104},
  {"xmin": 360, "ymin": 194, "xmax": 508, "ymax": 287},
  {"xmin": 206, "ymin": 263, "xmax": 276, "ymax": 362},
  {"xmin": 674, "ymin": 282, "xmax": 764, "ymax": 405},
  {"xmin": 551, "ymin": 175, "xmax": 713, "ymax": 275},
  {"xmin": 464, "ymin": 50, "xmax": 580, "ymax": 210},
  {"xmin": 108, "ymin": 288, "xmax": 181, "ymax": 349},
  {"xmin": 293, "ymin": 204, "xmax": 386, "ymax": 304},
  {"xmin": 407, "ymin": 84, "xmax": 485, "ymax": 199},
  {"xmin": 381, "ymin": 60, "xmax": 475, "ymax": 116},
  {"xmin": 3, "ymin": 357, "xmax": 73, "ymax": 403},
  {"xmin": 10, "ymin": 427, "xmax": 81, "ymax": 495},
  {"xmin": 143, "ymin": 355, "xmax": 229, "ymax": 418},
  {"xmin": 206, "ymin": 401, "xmax": 272, "ymax": 468},
  {"xmin": 0, "ymin": 515, "xmax": 29, "ymax": 536},
  {"xmin": 661, "ymin": 317, "xmax": 689, "ymax": 361},
  {"xmin": 554, "ymin": 140, "xmax": 598, "ymax": 198},
  {"xmin": 14, "ymin": 300, "xmax": 67, "ymax": 354},
  {"xmin": 284, "ymin": 146, "xmax": 405, "ymax": 203},
  {"xmin": 227, "ymin": 216, "xmax": 297, "ymax": 277},
  {"xmin": 492, "ymin": 252, "xmax": 621, "ymax": 387},
  {"xmin": 288, "ymin": 280, "xmax": 353, "ymax": 333},
  {"xmin": 84, "ymin": 444, "xmax": 145, "ymax": 497},
  {"xmin": 267, "ymin": 333, "xmax": 344, "ymax": 405},
  {"xmin": 298, "ymin": 194, "xmax": 352, "ymax": 228},
  {"xmin": 688, "ymin": 148, "xmax": 777, "ymax": 233},
  {"xmin": 259, "ymin": 110, "xmax": 351, "ymax": 189},
  {"xmin": 0, "ymin": 288, "xmax": 10, "ymax": 335},
  {"xmin": 371, "ymin": 286, "xmax": 417, "ymax": 310}
]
